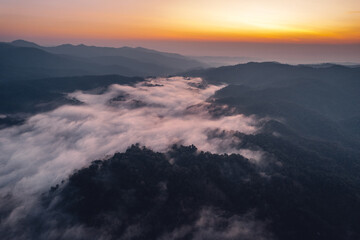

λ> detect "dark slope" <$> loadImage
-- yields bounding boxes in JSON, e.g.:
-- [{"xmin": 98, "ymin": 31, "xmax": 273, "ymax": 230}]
[
  {"xmin": 185, "ymin": 63, "xmax": 360, "ymax": 155},
  {"xmin": 213, "ymin": 82, "xmax": 360, "ymax": 143},
  {"xmin": 187, "ymin": 62, "xmax": 360, "ymax": 135}
]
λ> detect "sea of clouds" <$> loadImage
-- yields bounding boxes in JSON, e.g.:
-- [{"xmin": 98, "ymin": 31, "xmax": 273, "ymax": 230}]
[{"xmin": 0, "ymin": 77, "xmax": 266, "ymax": 237}]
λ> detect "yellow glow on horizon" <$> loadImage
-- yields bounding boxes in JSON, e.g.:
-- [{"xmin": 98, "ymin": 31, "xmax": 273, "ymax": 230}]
[{"xmin": 0, "ymin": 0, "xmax": 359, "ymax": 43}]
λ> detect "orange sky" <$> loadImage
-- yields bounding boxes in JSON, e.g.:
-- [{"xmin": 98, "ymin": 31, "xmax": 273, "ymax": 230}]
[{"xmin": 0, "ymin": 0, "xmax": 360, "ymax": 44}]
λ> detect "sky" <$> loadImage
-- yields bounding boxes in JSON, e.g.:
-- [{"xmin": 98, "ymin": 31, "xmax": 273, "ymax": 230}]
[{"xmin": 0, "ymin": 0, "xmax": 359, "ymax": 61}]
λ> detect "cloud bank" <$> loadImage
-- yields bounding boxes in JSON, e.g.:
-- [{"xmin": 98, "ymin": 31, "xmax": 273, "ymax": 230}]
[
  {"xmin": 0, "ymin": 77, "xmax": 264, "ymax": 236},
  {"xmin": 160, "ymin": 208, "xmax": 272, "ymax": 240}
]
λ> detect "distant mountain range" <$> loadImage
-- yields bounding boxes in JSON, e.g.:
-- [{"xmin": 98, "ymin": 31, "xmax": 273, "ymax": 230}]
[{"xmin": 0, "ymin": 40, "xmax": 206, "ymax": 81}]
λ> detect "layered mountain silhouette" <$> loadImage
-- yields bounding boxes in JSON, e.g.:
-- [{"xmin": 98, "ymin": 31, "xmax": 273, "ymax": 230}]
[{"xmin": 0, "ymin": 40, "xmax": 205, "ymax": 81}]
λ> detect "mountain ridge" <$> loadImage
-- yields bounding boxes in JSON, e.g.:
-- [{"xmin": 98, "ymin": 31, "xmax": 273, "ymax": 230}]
[{"xmin": 0, "ymin": 40, "xmax": 206, "ymax": 81}]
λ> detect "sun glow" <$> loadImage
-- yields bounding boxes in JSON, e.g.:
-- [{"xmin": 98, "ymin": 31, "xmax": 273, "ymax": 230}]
[{"xmin": 0, "ymin": 0, "xmax": 359, "ymax": 43}]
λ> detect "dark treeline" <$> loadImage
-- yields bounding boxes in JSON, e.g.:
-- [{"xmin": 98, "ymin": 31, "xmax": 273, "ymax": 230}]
[{"xmin": 19, "ymin": 143, "xmax": 359, "ymax": 240}]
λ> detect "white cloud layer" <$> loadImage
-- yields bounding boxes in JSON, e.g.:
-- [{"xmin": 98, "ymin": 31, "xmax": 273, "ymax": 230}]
[{"xmin": 0, "ymin": 77, "xmax": 262, "ymax": 225}]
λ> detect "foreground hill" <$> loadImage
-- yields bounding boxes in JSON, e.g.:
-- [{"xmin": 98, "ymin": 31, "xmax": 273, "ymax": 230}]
[{"xmin": 7, "ymin": 144, "xmax": 358, "ymax": 240}]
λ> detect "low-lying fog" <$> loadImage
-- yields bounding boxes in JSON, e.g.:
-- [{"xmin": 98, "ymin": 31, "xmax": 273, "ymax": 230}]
[{"xmin": 0, "ymin": 77, "xmax": 265, "ymax": 226}]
